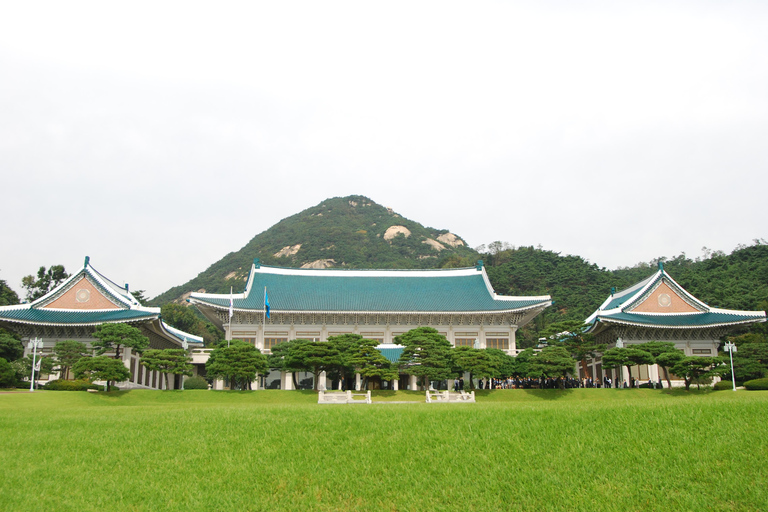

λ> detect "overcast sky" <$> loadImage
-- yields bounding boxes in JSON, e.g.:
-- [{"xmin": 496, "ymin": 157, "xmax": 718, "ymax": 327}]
[{"xmin": 1, "ymin": 1, "xmax": 767, "ymax": 299}]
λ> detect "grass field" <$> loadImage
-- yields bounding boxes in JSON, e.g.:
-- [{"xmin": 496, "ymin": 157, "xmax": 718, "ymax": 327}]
[{"xmin": 1, "ymin": 389, "xmax": 766, "ymax": 511}]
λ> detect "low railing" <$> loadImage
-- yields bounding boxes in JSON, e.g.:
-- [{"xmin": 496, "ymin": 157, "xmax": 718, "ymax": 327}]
[
  {"xmin": 426, "ymin": 390, "xmax": 475, "ymax": 403},
  {"xmin": 318, "ymin": 390, "xmax": 372, "ymax": 404}
]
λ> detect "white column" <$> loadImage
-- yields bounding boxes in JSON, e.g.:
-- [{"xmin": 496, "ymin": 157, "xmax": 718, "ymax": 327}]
[
  {"xmin": 409, "ymin": 374, "xmax": 418, "ymax": 390},
  {"xmin": 282, "ymin": 371, "xmax": 294, "ymax": 390},
  {"xmin": 649, "ymin": 364, "xmax": 660, "ymax": 385},
  {"xmin": 251, "ymin": 378, "xmax": 259, "ymax": 390},
  {"xmin": 448, "ymin": 378, "xmax": 455, "ymax": 390},
  {"xmin": 355, "ymin": 373, "xmax": 361, "ymax": 391},
  {"xmin": 393, "ymin": 379, "xmax": 399, "ymax": 391},
  {"xmin": 319, "ymin": 371, "xmax": 327, "ymax": 390}
]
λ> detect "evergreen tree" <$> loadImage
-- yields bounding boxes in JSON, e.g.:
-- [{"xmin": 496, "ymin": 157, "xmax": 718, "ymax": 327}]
[
  {"xmin": 396, "ymin": 327, "xmax": 455, "ymax": 390},
  {"xmin": 53, "ymin": 340, "xmax": 89, "ymax": 380},
  {"xmin": 73, "ymin": 356, "xmax": 131, "ymax": 391},
  {"xmin": 205, "ymin": 340, "xmax": 268, "ymax": 390},
  {"xmin": 140, "ymin": 349, "xmax": 193, "ymax": 390},
  {"xmin": 21, "ymin": 265, "xmax": 69, "ymax": 301},
  {"xmin": 92, "ymin": 323, "xmax": 149, "ymax": 360}
]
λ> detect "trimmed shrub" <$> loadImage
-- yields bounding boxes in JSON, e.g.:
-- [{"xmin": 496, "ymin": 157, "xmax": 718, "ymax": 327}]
[
  {"xmin": 713, "ymin": 380, "xmax": 736, "ymax": 390},
  {"xmin": 183, "ymin": 376, "xmax": 209, "ymax": 390},
  {"xmin": 743, "ymin": 378, "xmax": 768, "ymax": 390},
  {"xmin": 43, "ymin": 379, "xmax": 99, "ymax": 391}
]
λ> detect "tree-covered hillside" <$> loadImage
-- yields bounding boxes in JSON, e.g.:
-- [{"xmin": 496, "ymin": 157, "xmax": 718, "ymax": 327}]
[
  {"xmin": 479, "ymin": 242, "xmax": 768, "ymax": 347},
  {"xmin": 152, "ymin": 195, "xmax": 477, "ymax": 304},
  {"xmin": 148, "ymin": 194, "xmax": 766, "ymax": 348}
]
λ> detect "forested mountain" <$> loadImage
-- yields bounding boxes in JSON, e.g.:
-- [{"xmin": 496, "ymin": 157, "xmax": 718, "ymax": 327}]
[
  {"xmin": 152, "ymin": 195, "xmax": 477, "ymax": 304},
  {"xmin": 151, "ymin": 194, "xmax": 767, "ymax": 348},
  {"xmin": 483, "ymin": 243, "xmax": 768, "ymax": 347}
]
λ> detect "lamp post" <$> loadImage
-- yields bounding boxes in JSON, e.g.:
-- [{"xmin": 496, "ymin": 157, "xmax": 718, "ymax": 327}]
[
  {"xmin": 181, "ymin": 339, "xmax": 189, "ymax": 390},
  {"xmin": 723, "ymin": 341, "xmax": 737, "ymax": 391},
  {"xmin": 27, "ymin": 338, "xmax": 43, "ymax": 392}
]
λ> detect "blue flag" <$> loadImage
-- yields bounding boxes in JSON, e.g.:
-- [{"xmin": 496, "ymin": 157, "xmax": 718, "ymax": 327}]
[{"xmin": 265, "ymin": 288, "xmax": 270, "ymax": 319}]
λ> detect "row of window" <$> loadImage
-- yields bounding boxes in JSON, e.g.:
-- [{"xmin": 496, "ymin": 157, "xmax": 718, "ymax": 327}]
[{"xmin": 249, "ymin": 336, "xmax": 510, "ymax": 350}]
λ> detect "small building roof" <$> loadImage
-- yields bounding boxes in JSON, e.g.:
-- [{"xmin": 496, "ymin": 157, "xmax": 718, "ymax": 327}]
[
  {"xmin": 0, "ymin": 257, "xmax": 201, "ymax": 345},
  {"xmin": 189, "ymin": 261, "xmax": 552, "ymax": 315},
  {"xmin": 585, "ymin": 264, "xmax": 766, "ymax": 334}
]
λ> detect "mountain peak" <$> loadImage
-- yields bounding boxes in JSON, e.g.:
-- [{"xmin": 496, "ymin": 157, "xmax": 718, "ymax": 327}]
[{"xmin": 152, "ymin": 196, "xmax": 476, "ymax": 303}]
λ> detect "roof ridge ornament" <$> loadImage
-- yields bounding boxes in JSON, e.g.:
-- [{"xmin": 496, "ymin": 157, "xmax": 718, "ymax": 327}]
[
  {"xmin": 84, "ymin": 256, "xmax": 90, "ymax": 268},
  {"xmin": 658, "ymin": 261, "xmax": 664, "ymax": 272},
  {"xmin": 254, "ymin": 258, "xmax": 260, "ymax": 269},
  {"xmin": 476, "ymin": 260, "xmax": 483, "ymax": 270}
]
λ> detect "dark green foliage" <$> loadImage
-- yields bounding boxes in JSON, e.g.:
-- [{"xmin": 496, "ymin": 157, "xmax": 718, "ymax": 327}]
[
  {"xmin": 602, "ymin": 347, "xmax": 656, "ymax": 386},
  {"xmin": 713, "ymin": 380, "xmax": 740, "ymax": 391},
  {"xmin": 285, "ymin": 340, "xmax": 342, "ymax": 390},
  {"xmin": 743, "ymin": 377, "xmax": 768, "ymax": 390},
  {"xmin": 0, "ymin": 357, "xmax": 16, "ymax": 387},
  {"xmin": 267, "ymin": 339, "xmax": 309, "ymax": 372},
  {"xmin": 205, "ymin": 340, "xmax": 268, "ymax": 390},
  {"xmin": 73, "ymin": 356, "xmax": 131, "ymax": 391},
  {"xmin": 21, "ymin": 265, "xmax": 69, "ymax": 301},
  {"xmin": 15, "ymin": 354, "xmax": 55, "ymax": 377},
  {"xmin": 452, "ymin": 347, "xmax": 498, "ymax": 388},
  {"xmin": 481, "ymin": 243, "xmax": 768, "ymax": 346},
  {"xmin": 670, "ymin": 356, "xmax": 728, "ymax": 391},
  {"xmin": 726, "ymin": 343, "xmax": 768, "ymax": 382},
  {"xmin": 42, "ymin": 379, "xmax": 99, "ymax": 391},
  {"xmin": 485, "ymin": 348, "xmax": 517, "ymax": 378},
  {"xmin": 130, "ymin": 290, "xmax": 150, "ymax": 306},
  {"xmin": 92, "ymin": 323, "xmax": 149, "ymax": 359},
  {"xmin": 637, "ymin": 342, "xmax": 683, "ymax": 388},
  {"xmin": 151, "ymin": 195, "xmax": 477, "ymax": 304},
  {"xmin": 183, "ymin": 376, "xmax": 209, "ymax": 389},
  {"xmin": 348, "ymin": 338, "xmax": 398, "ymax": 386},
  {"xmin": 529, "ymin": 346, "xmax": 576, "ymax": 386},
  {"xmin": 160, "ymin": 303, "xmax": 223, "ymax": 346},
  {"xmin": 544, "ymin": 320, "xmax": 605, "ymax": 379},
  {"xmin": 396, "ymin": 327, "xmax": 455, "ymax": 388},
  {"xmin": 53, "ymin": 340, "xmax": 89, "ymax": 380},
  {"xmin": 0, "ymin": 331, "xmax": 24, "ymax": 362},
  {"xmin": 140, "ymin": 349, "xmax": 193, "ymax": 390},
  {"xmin": 0, "ymin": 279, "xmax": 20, "ymax": 306}
]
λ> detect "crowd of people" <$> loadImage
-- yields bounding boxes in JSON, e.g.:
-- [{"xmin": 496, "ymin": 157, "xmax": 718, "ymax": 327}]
[{"xmin": 472, "ymin": 375, "xmax": 659, "ymax": 389}]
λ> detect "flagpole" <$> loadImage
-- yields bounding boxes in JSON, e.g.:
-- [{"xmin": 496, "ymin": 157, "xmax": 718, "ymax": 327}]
[
  {"xmin": 263, "ymin": 286, "xmax": 267, "ymax": 330},
  {"xmin": 227, "ymin": 286, "xmax": 233, "ymax": 347}
]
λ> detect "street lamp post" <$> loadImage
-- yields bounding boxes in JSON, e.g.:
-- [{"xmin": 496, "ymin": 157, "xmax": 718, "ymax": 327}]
[
  {"xmin": 723, "ymin": 341, "xmax": 737, "ymax": 391},
  {"xmin": 27, "ymin": 338, "xmax": 43, "ymax": 392},
  {"xmin": 181, "ymin": 339, "xmax": 189, "ymax": 390}
]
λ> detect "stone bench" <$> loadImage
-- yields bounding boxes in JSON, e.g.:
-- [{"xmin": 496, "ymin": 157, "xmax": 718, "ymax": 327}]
[
  {"xmin": 318, "ymin": 390, "xmax": 372, "ymax": 404},
  {"xmin": 426, "ymin": 390, "xmax": 475, "ymax": 403}
]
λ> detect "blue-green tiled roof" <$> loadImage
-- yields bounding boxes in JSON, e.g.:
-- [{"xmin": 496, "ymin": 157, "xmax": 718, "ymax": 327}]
[
  {"xmin": 0, "ymin": 307, "xmax": 157, "ymax": 325},
  {"xmin": 595, "ymin": 311, "xmax": 762, "ymax": 328},
  {"xmin": 192, "ymin": 267, "xmax": 550, "ymax": 313},
  {"xmin": 377, "ymin": 347, "xmax": 404, "ymax": 363}
]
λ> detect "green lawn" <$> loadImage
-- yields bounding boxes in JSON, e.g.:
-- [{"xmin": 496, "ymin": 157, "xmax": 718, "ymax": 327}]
[{"xmin": 1, "ymin": 389, "xmax": 765, "ymax": 511}]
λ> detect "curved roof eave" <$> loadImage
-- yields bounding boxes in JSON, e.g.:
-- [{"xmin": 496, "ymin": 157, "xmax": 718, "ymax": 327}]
[
  {"xmin": 588, "ymin": 315, "xmax": 764, "ymax": 330},
  {"xmin": 189, "ymin": 302, "xmax": 551, "ymax": 316}
]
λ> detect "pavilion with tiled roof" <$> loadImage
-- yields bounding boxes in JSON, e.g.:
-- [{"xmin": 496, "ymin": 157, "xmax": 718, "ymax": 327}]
[
  {"xmin": 583, "ymin": 263, "xmax": 766, "ymax": 386},
  {"xmin": 0, "ymin": 257, "xmax": 202, "ymax": 389},
  {"xmin": 189, "ymin": 259, "xmax": 551, "ymax": 390}
]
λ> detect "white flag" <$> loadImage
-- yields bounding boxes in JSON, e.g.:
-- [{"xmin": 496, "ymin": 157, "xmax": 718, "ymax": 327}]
[{"xmin": 34, "ymin": 358, "xmax": 42, "ymax": 372}]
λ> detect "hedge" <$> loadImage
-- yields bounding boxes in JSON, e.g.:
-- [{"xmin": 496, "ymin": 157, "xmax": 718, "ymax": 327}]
[
  {"xmin": 183, "ymin": 376, "xmax": 210, "ymax": 389},
  {"xmin": 743, "ymin": 378, "xmax": 768, "ymax": 391},
  {"xmin": 713, "ymin": 380, "xmax": 741, "ymax": 390},
  {"xmin": 43, "ymin": 379, "xmax": 100, "ymax": 391}
]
